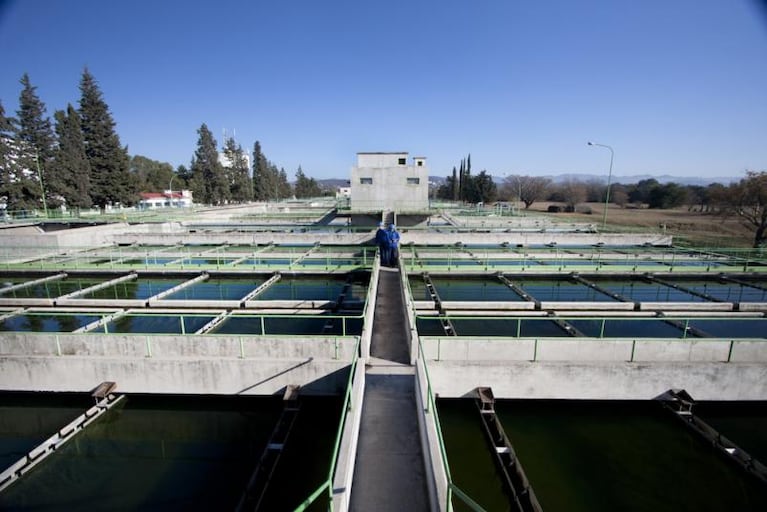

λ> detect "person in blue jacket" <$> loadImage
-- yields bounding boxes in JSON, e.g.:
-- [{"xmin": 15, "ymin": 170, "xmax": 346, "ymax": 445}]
[
  {"xmin": 387, "ymin": 223, "xmax": 400, "ymax": 267},
  {"xmin": 375, "ymin": 221, "xmax": 390, "ymax": 266}
]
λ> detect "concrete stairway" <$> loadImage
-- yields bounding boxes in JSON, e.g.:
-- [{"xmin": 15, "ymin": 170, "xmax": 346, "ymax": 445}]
[{"xmin": 348, "ymin": 268, "xmax": 430, "ymax": 511}]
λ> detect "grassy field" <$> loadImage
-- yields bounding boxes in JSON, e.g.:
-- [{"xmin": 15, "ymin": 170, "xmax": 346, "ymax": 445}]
[{"xmin": 528, "ymin": 202, "xmax": 756, "ymax": 248}]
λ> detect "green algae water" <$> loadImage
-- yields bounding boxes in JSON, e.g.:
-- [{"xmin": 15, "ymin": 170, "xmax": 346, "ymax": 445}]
[
  {"xmin": 438, "ymin": 399, "xmax": 767, "ymax": 512},
  {"xmin": 0, "ymin": 393, "xmax": 343, "ymax": 512}
]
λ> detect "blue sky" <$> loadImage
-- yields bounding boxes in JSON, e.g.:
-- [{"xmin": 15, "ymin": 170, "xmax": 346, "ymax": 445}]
[{"xmin": 1, "ymin": 0, "xmax": 766, "ymax": 181}]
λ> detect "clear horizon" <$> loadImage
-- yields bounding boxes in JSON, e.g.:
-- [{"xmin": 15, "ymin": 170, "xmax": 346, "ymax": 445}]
[{"xmin": 1, "ymin": 0, "xmax": 765, "ymax": 181}]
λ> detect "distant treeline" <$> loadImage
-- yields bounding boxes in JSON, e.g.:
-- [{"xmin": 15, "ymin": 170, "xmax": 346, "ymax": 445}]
[{"xmin": 0, "ymin": 70, "xmax": 326, "ymax": 212}]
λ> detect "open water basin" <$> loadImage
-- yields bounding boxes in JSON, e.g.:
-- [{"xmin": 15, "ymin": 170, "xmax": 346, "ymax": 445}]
[
  {"xmin": 79, "ymin": 278, "xmax": 182, "ymax": 300},
  {"xmin": 660, "ymin": 278, "xmax": 767, "ymax": 302},
  {"xmin": 408, "ymin": 276, "xmax": 524, "ymax": 302},
  {"xmin": 513, "ymin": 277, "xmax": 616, "ymax": 301},
  {"xmin": 0, "ymin": 392, "xmax": 343, "ymax": 511},
  {"xmin": 211, "ymin": 314, "xmax": 363, "ymax": 336},
  {"xmin": 694, "ymin": 402, "xmax": 767, "ymax": 464},
  {"xmin": 0, "ymin": 277, "xmax": 102, "ymax": 299},
  {"xmin": 163, "ymin": 278, "xmax": 266, "ymax": 301},
  {"xmin": 255, "ymin": 275, "xmax": 368, "ymax": 301},
  {"xmin": 0, "ymin": 312, "xmax": 104, "ymax": 332},
  {"xmin": 588, "ymin": 278, "xmax": 708, "ymax": 302},
  {"xmin": 105, "ymin": 314, "xmax": 216, "ymax": 334},
  {"xmin": 417, "ymin": 316, "xmax": 766, "ymax": 339},
  {"xmin": 438, "ymin": 398, "xmax": 767, "ymax": 512}
]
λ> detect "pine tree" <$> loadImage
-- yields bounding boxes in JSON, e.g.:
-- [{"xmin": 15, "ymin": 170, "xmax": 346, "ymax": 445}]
[
  {"xmin": 79, "ymin": 68, "xmax": 136, "ymax": 208},
  {"xmin": 222, "ymin": 137, "xmax": 251, "ymax": 202},
  {"xmin": 0, "ymin": 100, "xmax": 24, "ymax": 213},
  {"xmin": 51, "ymin": 105, "xmax": 91, "ymax": 209},
  {"xmin": 252, "ymin": 140, "xmax": 270, "ymax": 200},
  {"xmin": 278, "ymin": 168, "xmax": 292, "ymax": 198},
  {"xmin": 451, "ymin": 166, "xmax": 458, "ymax": 200},
  {"xmin": 191, "ymin": 124, "xmax": 228, "ymax": 204},
  {"xmin": 15, "ymin": 73, "xmax": 54, "ymax": 210},
  {"xmin": 294, "ymin": 165, "xmax": 321, "ymax": 198}
]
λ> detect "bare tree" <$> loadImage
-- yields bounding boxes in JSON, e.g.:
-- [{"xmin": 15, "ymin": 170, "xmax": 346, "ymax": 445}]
[
  {"xmin": 559, "ymin": 179, "xmax": 587, "ymax": 210},
  {"xmin": 503, "ymin": 175, "xmax": 551, "ymax": 209},
  {"xmin": 724, "ymin": 170, "xmax": 767, "ymax": 247}
]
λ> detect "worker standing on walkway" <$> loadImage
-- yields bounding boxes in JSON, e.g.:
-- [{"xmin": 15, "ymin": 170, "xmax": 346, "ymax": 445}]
[
  {"xmin": 387, "ymin": 224, "xmax": 400, "ymax": 268},
  {"xmin": 375, "ymin": 221, "xmax": 390, "ymax": 266}
]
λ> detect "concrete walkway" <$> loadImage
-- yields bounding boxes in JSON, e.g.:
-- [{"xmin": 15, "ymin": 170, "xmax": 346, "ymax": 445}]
[{"xmin": 349, "ymin": 268, "xmax": 430, "ymax": 511}]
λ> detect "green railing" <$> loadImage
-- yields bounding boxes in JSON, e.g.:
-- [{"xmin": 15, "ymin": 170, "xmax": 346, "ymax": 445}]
[
  {"xmin": 1, "ymin": 245, "xmax": 374, "ymax": 271},
  {"xmin": 0, "ymin": 311, "xmax": 364, "ymax": 339},
  {"xmin": 294, "ymin": 336, "xmax": 361, "ymax": 512},
  {"xmin": 402, "ymin": 257, "xmax": 486, "ymax": 511},
  {"xmin": 396, "ymin": 245, "xmax": 767, "ymax": 273},
  {"xmin": 417, "ymin": 325, "xmax": 486, "ymax": 511},
  {"xmin": 417, "ymin": 314, "xmax": 766, "ymax": 365}
]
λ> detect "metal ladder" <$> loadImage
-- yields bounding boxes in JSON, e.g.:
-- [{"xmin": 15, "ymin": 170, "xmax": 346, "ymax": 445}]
[
  {"xmin": 475, "ymin": 387, "xmax": 542, "ymax": 512},
  {"xmin": 236, "ymin": 385, "xmax": 301, "ymax": 511}
]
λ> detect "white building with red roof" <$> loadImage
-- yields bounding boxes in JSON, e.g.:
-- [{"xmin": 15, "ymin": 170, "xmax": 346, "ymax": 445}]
[{"xmin": 138, "ymin": 189, "xmax": 193, "ymax": 209}]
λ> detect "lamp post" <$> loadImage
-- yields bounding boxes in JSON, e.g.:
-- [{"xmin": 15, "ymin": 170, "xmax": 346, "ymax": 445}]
[
  {"xmin": 168, "ymin": 174, "xmax": 177, "ymax": 208},
  {"xmin": 587, "ymin": 141, "xmax": 614, "ymax": 230},
  {"xmin": 34, "ymin": 152, "xmax": 48, "ymax": 218}
]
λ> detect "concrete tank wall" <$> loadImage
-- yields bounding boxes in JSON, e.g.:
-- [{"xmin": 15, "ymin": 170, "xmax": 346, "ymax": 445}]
[
  {"xmin": 425, "ymin": 361, "xmax": 767, "ymax": 401},
  {"xmin": 420, "ymin": 335, "xmax": 767, "ymax": 400},
  {"xmin": 0, "ymin": 333, "xmax": 358, "ymax": 395}
]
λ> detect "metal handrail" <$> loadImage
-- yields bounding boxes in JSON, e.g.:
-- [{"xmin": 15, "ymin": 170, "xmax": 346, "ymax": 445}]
[{"xmin": 293, "ymin": 336, "xmax": 360, "ymax": 512}]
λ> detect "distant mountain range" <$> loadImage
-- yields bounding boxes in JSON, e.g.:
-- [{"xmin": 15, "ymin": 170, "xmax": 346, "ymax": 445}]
[{"xmin": 537, "ymin": 173, "xmax": 739, "ymax": 186}]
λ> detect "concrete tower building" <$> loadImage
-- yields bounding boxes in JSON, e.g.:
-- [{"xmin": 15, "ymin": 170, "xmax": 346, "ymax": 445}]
[{"xmin": 350, "ymin": 152, "xmax": 429, "ymax": 212}]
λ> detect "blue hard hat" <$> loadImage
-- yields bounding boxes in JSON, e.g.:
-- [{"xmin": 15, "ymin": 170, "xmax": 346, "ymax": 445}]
[
  {"xmin": 389, "ymin": 224, "xmax": 396, "ymax": 229},
  {"xmin": 378, "ymin": 222, "xmax": 384, "ymax": 227}
]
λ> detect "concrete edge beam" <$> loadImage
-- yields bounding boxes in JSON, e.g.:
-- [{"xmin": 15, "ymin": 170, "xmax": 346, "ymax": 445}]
[
  {"xmin": 0, "ymin": 298, "xmax": 53, "ymax": 307},
  {"xmin": 539, "ymin": 301, "xmax": 635, "ymax": 311},
  {"xmin": 440, "ymin": 301, "xmax": 535, "ymax": 310},
  {"xmin": 56, "ymin": 299, "xmax": 147, "ymax": 308},
  {"xmin": 149, "ymin": 299, "xmax": 242, "ymax": 309},
  {"xmin": 639, "ymin": 302, "xmax": 734, "ymax": 311}
]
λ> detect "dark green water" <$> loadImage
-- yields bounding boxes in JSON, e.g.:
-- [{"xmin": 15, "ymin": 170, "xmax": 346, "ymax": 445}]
[
  {"xmin": 687, "ymin": 319, "xmax": 767, "ymax": 338},
  {"xmin": 0, "ymin": 278, "xmax": 102, "ymax": 299},
  {"xmin": 514, "ymin": 278, "xmax": 616, "ymax": 302},
  {"xmin": 0, "ymin": 313, "xmax": 102, "ymax": 332},
  {"xmin": 163, "ymin": 279, "xmax": 264, "ymax": 301},
  {"xmin": 106, "ymin": 315, "xmax": 215, "ymax": 334},
  {"xmin": 567, "ymin": 318, "xmax": 687, "ymax": 338},
  {"xmin": 0, "ymin": 392, "xmax": 93, "ymax": 470},
  {"xmin": 590, "ymin": 279, "xmax": 707, "ymax": 302},
  {"xmin": 439, "ymin": 398, "xmax": 767, "ymax": 511},
  {"xmin": 0, "ymin": 393, "xmax": 343, "ymax": 512},
  {"xmin": 437, "ymin": 399, "xmax": 513, "ymax": 511},
  {"xmin": 666, "ymin": 280, "xmax": 767, "ymax": 302},
  {"xmin": 212, "ymin": 314, "xmax": 363, "ymax": 336},
  {"xmin": 81, "ymin": 279, "xmax": 181, "ymax": 300},
  {"xmin": 429, "ymin": 277, "xmax": 524, "ymax": 302},
  {"xmin": 695, "ymin": 402, "xmax": 767, "ymax": 464},
  {"xmin": 416, "ymin": 318, "xmax": 570, "ymax": 337}
]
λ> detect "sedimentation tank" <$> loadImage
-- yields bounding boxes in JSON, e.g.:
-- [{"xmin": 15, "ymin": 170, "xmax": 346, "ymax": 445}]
[{"xmin": 0, "ymin": 211, "xmax": 765, "ymax": 511}]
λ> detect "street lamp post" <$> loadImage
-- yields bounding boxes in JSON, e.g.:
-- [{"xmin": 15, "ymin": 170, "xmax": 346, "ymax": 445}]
[
  {"xmin": 587, "ymin": 141, "xmax": 614, "ymax": 230},
  {"xmin": 34, "ymin": 152, "xmax": 48, "ymax": 218},
  {"xmin": 168, "ymin": 174, "xmax": 177, "ymax": 208}
]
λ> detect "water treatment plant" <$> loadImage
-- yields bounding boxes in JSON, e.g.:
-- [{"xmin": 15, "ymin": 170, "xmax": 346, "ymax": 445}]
[{"xmin": 0, "ymin": 193, "xmax": 766, "ymax": 511}]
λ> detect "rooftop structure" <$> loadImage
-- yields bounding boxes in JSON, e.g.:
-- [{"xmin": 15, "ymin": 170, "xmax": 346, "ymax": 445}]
[{"xmin": 350, "ymin": 152, "xmax": 429, "ymax": 212}]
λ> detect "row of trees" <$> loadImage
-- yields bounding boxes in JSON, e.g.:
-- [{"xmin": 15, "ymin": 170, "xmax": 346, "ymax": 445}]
[
  {"xmin": 436, "ymin": 166, "xmax": 766, "ymax": 247},
  {"xmin": 179, "ymin": 131, "xmax": 323, "ymax": 205},
  {"xmin": 0, "ymin": 71, "xmax": 326, "ymax": 213},
  {"xmin": 1, "ymin": 70, "xmax": 133, "ymax": 211},
  {"xmin": 539, "ymin": 173, "xmax": 766, "ymax": 247},
  {"xmin": 437, "ymin": 154, "xmax": 498, "ymax": 204}
]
